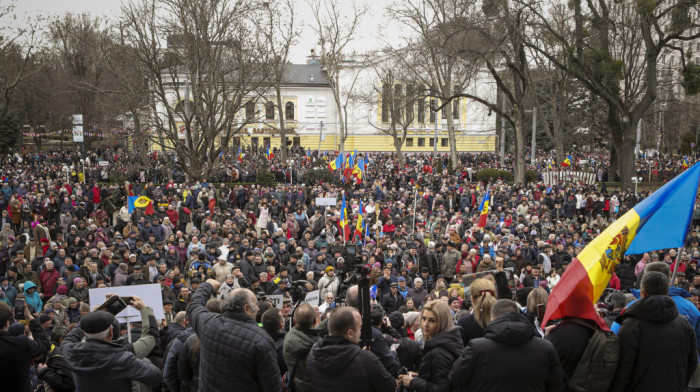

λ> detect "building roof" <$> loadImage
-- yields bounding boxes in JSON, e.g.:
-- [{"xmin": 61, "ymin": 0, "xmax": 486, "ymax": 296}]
[{"xmin": 283, "ymin": 64, "xmax": 330, "ymax": 87}]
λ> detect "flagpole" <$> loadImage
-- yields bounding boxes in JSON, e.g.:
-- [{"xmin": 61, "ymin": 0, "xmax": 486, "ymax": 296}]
[
  {"xmin": 412, "ymin": 188, "xmax": 418, "ymax": 232},
  {"xmin": 671, "ymin": 246, "xmax": 684, "ymax": 287},
  {"xmin": 342, "ymin": 190, "xmax": 347, "ymax": 245}
]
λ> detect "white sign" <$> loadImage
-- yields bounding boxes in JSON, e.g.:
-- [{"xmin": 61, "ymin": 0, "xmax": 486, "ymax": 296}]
[
  {"xmin": 72, "ymin": 125, "xmax": 84, "ymax": 143},
  {"xmin": 316, "ymin": 197, "xmax": 337, "ymax": 206},
  {"xmin": 268, "ymin": 294, "xmax": 284, "ymax": 309},
  {"xmin": 304, "ymin": 290, "xmax": 320, "ymax": 306},
  {"xmin": 72, "ymin": 114, "xmax": 83, "ymax": 124},
  {"xmin": 98, "ymin": 161, "xmax": 109, "ymax": 167},
  {"xmin": 88, "ymin": 283, "xmax": 164, "ymax": 322}
]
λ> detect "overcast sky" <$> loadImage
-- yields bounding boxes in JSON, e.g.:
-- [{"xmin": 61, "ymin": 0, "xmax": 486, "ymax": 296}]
[{"xmin": 12, "ymin": 0, "xmax": 399, "ymax": 64}]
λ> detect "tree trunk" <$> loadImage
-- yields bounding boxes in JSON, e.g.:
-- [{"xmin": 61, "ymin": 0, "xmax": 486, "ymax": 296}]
[
  {"xmin": 619, "ymin": 121, "xmax": 637, "ymax": 190},
  {"xmin": 394, "ymin": 137, "xmax": 404, "ymax": 167},
  {"xmin": 446, "ymin": 104, "xmax": 458, "ymax": 172},
  {"xmin": 554, "ymin": 136, "xmax": 565, "ymax": 164},
  {"xmin": 514, "ymin": 110, "xmax": 526, "ymax": 184}
]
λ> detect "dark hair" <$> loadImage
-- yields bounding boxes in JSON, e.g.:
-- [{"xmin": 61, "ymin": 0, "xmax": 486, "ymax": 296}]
[
  {"xmin": 490, "ymin": 299, "xmax": 520, "ymax": 320},
  {"xmin": 328, "ymin": 307, "xmax": 359, "ymax": 337},
  {"xmin": 293, "ymin": 303, "xmax": 316, "ymax": 330},
  {"xmin": 609, "ymin": 292, "xmax": 628, "ymax": 309},
  {"xmin": 641, "ymin": 271, "xmax": 669, "ymax": 296},
  {"xmin": 370, "ymin": 303, "xmax": 385, "ymax": 327},
  {"xmin": 261, "ymin": 308, "xmax": 284, "ymax": 335},
  {"xmin": 0, "ymin": 302, "xmax": 12, "ymax": 328},
  {"xmin": 256, "ymin": 300, "xmax": 272, "ymax": 323},
  {"xmin": 51, "ymin": 326, "xmax": 67, "ymax": 345}
]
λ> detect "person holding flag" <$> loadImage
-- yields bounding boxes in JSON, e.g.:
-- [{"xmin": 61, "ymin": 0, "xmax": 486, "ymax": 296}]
[
  {"xmin": 477, "ymin": 187, "xmax": 490, "ymax": 228},
  {"xmin": 354, "ymin": 199, "xmax": 364, "ymax": 241},
  {"xmin": 541, "ymin": 161, "xmax": 700, "ymax": 392}
]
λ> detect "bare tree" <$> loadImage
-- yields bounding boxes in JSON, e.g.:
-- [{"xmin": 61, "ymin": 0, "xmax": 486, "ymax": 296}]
[
  {"xmin": 525, "ymin": 0, "xmax": 700, "ymax": 187},
  {"xmin": 0, "ymin": 1, "xmax": 43, "ymax": 121},
  {"xmin": 121, "ymin": 0, "xmax": 269, "ymax": 181},
  {"xmin": 389, "ymin": 0, "xmax": 482, "ymax": 171},
  {"xmin": 356, "ymin": 56, "xmax": 422, "ymax": 166},
  {"xmin": 307, "ymin": 0, "xmax": 367, "ymax": 153},
  {"xmin": 259, "ymin": 0, "xmax": 300, "ymax": 161}
]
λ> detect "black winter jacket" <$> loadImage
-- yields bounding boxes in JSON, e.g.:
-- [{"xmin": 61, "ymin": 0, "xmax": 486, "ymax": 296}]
[
  {"xmin": 450, "ymin": 312, "xmax": 565, "ymax": 392},
  {"xmin": 187, "ymin": 282, "xmax": 281, "ymax": 392},
  {"xmin": 457, "ymin": 314, "xmax": 485, "ymax": 346},
  {"xmin": 62, "ymin": 324, "xmax": 162, "ymax": 392},
  {"xmin": 409, "ymin": 328, "xmax": 463, "ymax": 392},
  {"xmin": 616, "ymin": 259, "xmax": 636, "ymax": 289},
  {"xmin": 307, "ymin": 336, "xmax": 395, "ymax": 392},
  {"xmin": 0, "ymin": 319, "xmax": 50, "ymax": 392},
  {"xmin": 609, "ymin": 295, "xmax": 698, "ymax": 392}
]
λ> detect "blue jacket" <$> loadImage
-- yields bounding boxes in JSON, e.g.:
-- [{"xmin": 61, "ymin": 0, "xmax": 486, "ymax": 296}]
[
  {"xmin": 612, "ymin": 287, "xmax": 700, "ymax": 353},
  {"xmin": 23, "ymin": 281, "xmax": 43, "ymax": 314}
]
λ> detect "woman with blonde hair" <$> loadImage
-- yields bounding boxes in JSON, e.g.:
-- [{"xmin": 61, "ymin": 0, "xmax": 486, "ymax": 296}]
[
  {"xmin": 456, "ymin": 278, "xmax": 497, "ymax": 346},
  {"xmin": 526, "ymin": 287, "xmax": 549, "ymax": 337},
  {"xmin": 398, "ymin": 300, "xmax": 463, "ymax": 391}
]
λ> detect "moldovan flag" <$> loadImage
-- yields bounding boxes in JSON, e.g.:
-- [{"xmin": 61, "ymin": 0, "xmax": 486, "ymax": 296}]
[
  {"xmin": 354, "ymin": 200, "xmax": 364, "ymax": 239},
  {"xmin": 128, "ymin": 196, "xmax": 155, "ymax": 215},
  {"xmin": 683, "ymin": 156, "xmax": 689, "ymax": 170},
  {"xmin": 328, "ymin": 153, "xmax": 342, "ymax": 171},
  {"xmin": 542, "ymin": 161, "xmax": 700, "ymax": 330},
  {"xmin": 477, "ymin": 187, "xmax": 490, "ymax": 228},
  {"xmin": 561, "ymin": 155, "xmax": 572, "ymax": 167}
]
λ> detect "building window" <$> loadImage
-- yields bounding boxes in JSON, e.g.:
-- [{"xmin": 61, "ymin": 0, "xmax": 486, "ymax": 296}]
[
  {"xmin": 406, "ymin": 138, "xmax": 413, "ymax": 147},
  {"xmin": 417, "ymin": 85, "xmax": 426, "ymax": 123},
  {"xmin": 245, "ymin": 101, "xmax": 255, "ymax": 120},
  {"xmin": 429, "ymin": 99, "xmax": 437, "ymax": 123},
  {"xmin": 263, "ymin": 137, "xmax": 271, "ymax": 147},
  {"xmin": 265, "ymin": 102, "xmax": 275, "ymax": 120},
  {"xmin": 418, "ymin": 138, "xmax": 425, "ymax": 147},
  {"xmin": 381, "ymin": 83, "xmax": 390, "ymax": 123},
  {"xmin": 393, "ymin": 84, "xmax": 403, "ymax": 120},
  {"xmin": 441, "ymin": 138, "xmax": 448, "ymax": 147},
  {"xmin": 405, "ymin": 84, "xmax": 414, "ymax": 122},
  {"xmin": 285, "ymin": 102, "xmax": 295, "ymax": 120},
  {"xmin": 429, "ymin": 138, "xmax": 435, "ymax": 147}
]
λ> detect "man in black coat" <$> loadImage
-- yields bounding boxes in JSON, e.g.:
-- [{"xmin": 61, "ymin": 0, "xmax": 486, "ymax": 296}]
[
  {"xmin": 380, "ymin": 282, "xmax": 405, "ymax": 314},
  {"xmin": 450, "ymin": 299, "xmax": 565, "ymax": 392},
  {"xmin": 0, "ymin": 302, "xmax": 50, "ymax": 392},
  {"xmin": 187, "ymin": 279, "xmax": 281, "ymax": 391},
  {"xmin": 62, "ymin": 310, "xmax": 162, "ymax": 392},
  {"xmin": 609, "ymin": 272, "xmax": 698, "ymax": 392},
  {"xmin": 307, "ymin": 307, "xmax": 395, "ymax": 392}
]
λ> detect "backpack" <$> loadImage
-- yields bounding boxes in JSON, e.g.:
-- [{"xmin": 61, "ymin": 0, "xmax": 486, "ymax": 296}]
[{"xmin": 566, "ymin": 318, "xmax": 620, "ymax": 392}]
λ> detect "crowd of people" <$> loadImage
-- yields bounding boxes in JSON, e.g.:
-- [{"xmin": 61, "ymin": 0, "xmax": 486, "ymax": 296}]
[{"xmin": 0, "ymin": 144, "xmax": 699, "ymax": 392}]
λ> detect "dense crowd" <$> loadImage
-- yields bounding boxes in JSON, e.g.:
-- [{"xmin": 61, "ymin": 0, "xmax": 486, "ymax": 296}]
[{"xmin": 0, "ymin": 145, "xmax": 699, "ymax": 392}]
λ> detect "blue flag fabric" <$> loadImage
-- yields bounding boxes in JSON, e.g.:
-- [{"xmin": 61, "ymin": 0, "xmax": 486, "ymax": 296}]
[
  {"xmin": 626, "ymin": 162, "xmax": 700, "ymax": 254},
  {"xmin": 128, "ymin": 196, "xmax": 138, "ymax": 214}
]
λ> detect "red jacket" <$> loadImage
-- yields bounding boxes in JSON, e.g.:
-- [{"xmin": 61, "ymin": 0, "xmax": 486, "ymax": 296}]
[{"xmin": 39, "ymin": 268, "xmax": 60, "ymax": 297}]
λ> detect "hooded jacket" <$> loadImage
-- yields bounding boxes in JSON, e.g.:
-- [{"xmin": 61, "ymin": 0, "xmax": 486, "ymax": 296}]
[
  {"xmin": 409, "ymin": 328, "xmax": 463, "ymax": 392},
  {"xmin": 23, "ymin": 281, "xmax": 43, "ymax": 314},
  {"xmin": 450, "ymin": 311, "xmax": 564, "ymax": 392},
  {"xmin": 306, "ymin": 336, "xmax": 395, "ymax": 392},
  {"xmin": 609, "ymin": 295, "xmax": 698, "ymax": 392},
  {"xmin": 62, "ymin": 326, "xmax": 162, "ymax": 392}
]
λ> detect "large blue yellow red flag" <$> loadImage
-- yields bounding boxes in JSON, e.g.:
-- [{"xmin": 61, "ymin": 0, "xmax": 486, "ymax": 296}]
[
  {"xmin": 265, "ymin": 147, "xmax": 274, "ymax": 160},
  {"xmin": 547, "ymin": 159, "xmax": 553, "ymax": 170},
  {"xmin": 683, "ymin": 156, "xmax": 689, "ymax": 170},
  {"xmin": 352, "ymin": 157, "xmax": 365, "ymax": 184},
  {"xmin": 477, "ymin": 187, "xmax": 490, "ymax": 227},
  {"xmin": 561, "ymin": 155, "xmax": 572, "ymax": 167},
  {"xmin": 328, "ymin": 153, "xmax": 343, "ymax": 171},
  {"xmin": 237, "ymin": 147, "xmax": 243, "ymax": 162},
  {"xmin": 542, "ymin": 162, "xmax": 700, "ymax": 329}
]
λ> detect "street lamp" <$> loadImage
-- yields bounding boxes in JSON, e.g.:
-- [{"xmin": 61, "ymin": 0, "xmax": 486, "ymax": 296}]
[
  {"xmin": 631, "ymin": 176, "xmax": 642, "ymax": 194},
  {"xmin": 431, "ymin": 100, "xmax": 439, "ymax": 157}
]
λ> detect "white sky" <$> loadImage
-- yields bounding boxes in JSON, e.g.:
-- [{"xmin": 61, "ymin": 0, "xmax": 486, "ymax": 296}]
[{"xmin": 11, "ymin": 0, "xmax": 401, "ymax": 64}]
